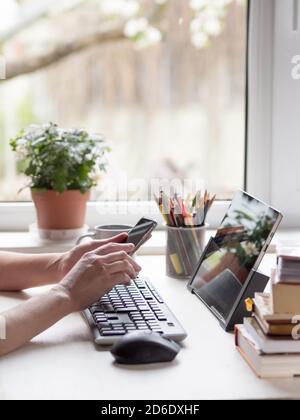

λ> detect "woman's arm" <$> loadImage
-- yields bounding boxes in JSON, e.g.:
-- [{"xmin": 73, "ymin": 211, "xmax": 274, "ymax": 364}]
[
  {"xmin": 0, "ymin": 286, "xmax": 73, "ymax": 355},
  {"xmin": 0, "ymin": 240, "xmax": 141, "ymax": 356},
  {"xmin": 0, "ymin": 233, "xmax": 130, "ymax": 291},
  {"xmin": 0, "ymin": 252, "xmax": 63, "ymax": 291}
]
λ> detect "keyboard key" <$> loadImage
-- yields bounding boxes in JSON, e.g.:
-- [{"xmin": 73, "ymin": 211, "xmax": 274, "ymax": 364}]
[
  {"xmin": 90, "ymin": 308, "xmax": 103, "ymax": 315},
  {"xmin": 152, "ymin": 329, "xmax": 163, "ymax": 333},
  {"xmin": 94, "ymin": 315, "xmax": 107, "ymax": 321},
  {"xmin": 95, "ymin": 319, "xmax": 108, "ymax": 325},
  {"xmin": 144, "ymin": 316, "xmax": 156, "ymax": 321},
  {"xmin": 94, "ymin": 311, "xmax": 106, "ymax": 317},
  {"xmin": 117, "ymin": 307, "xmax": 138, "ymax": 313},
  {"xmin": 157, "ymin": 316, "xmax": 167, "ymax": 321},
  {"xmin": 101, "ymin": 330, "xmax": 126, "ymax": 336},
  {"xmin": 102, "ymin": 304, "xmax": 115, "ymax": 312},
  {"xmin": 137, "ymin": 305, "xmax": 149, "ymax": 311}
]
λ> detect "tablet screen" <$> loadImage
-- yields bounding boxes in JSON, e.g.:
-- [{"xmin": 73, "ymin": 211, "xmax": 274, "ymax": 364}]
[{"xmin": 189, "ymin": 191, "xmax": 281, "ymax": 321}]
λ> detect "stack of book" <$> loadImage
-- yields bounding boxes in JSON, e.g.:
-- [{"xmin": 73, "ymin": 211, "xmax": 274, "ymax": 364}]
[{"xmin": 235, "ymin": 252, "xmax": 300, "ymax": 378}]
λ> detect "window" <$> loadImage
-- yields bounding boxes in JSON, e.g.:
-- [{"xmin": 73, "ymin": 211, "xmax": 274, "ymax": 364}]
[
  {"xmin": 0, "ymin": 0, "xmax": 248, "ymax": 207},
  {"xmin": 247, "ymin": 0, "xmax": 300, "ymax": 228}
]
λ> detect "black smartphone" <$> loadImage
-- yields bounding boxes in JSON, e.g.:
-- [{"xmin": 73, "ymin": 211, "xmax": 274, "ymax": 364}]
[{"xmin": 125, "ymin": 218, "xmax": 158, "ymax": 254}]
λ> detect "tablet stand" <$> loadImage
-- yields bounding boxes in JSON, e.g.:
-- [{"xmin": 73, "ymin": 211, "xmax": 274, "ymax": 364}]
[
  {"xmin": 188, "ymin": 236, "xmax": 270, "ymax": 332},
  {"xmin": 222, "ymin": 270, "xmax": 269, "ymax": 332}
]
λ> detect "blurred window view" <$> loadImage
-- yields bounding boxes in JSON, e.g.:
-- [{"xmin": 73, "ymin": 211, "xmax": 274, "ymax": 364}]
[{"xmin": 0, "ymin": 0, "xmax": 247, "ymax": 202}]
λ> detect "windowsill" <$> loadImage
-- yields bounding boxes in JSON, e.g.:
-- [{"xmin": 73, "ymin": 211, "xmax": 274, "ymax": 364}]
[
  {"xmin": 0, "ymin": 229, "xmax": 299, "ymax": 255},
  {"xmin": 0, "ymin": 230, "xmax": 168, "ymax": 255}
]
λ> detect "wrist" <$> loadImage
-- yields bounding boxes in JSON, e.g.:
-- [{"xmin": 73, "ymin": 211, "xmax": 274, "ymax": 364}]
[
  {"xmin": 48, "ymin": 253, "xmax": 67, "ymax": 282},
  {"xmin": 50, "ymin": 284, "xmax": 75, "ymax": 315}
]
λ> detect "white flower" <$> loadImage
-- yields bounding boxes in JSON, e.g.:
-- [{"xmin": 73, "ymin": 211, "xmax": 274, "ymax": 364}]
[
  {"xmin": 124, "ymin": 17, "xmax": 148, "ymax": 38},
  {"xmin": 203, "ymin": 17, "xmax": 222, "ymax": 36},
  {"xmin": 191, "ymin": 31, "xmax": 208, "ymax": 49},
  {"xmin": 122, "ymin": 0, "xmax": 140, "ymax": 18},
  {"xmin": 99, "ymin": 0, "xmax": 139, "ymax": 19},
  {"xmin": 213, "ymin": 0, "xmax": 232, "ymax": 7},
  {"xmin": 190, "ymin": 0, "xmax": 208, "ymax": 11},
  {"xmin": 135, "ymin": 27, "xmax": 162, "ymax": 49},
  {"xmin": 201, "ymin": 6, "xmax": 221, "ymax": 20},
  {"xmin": 90, "ymin": 166, "xmax": 103, "ymax": 185},
  {"xmin": 242, "ymin": 242, "xmax": 260, "ymax": 257},
  {"xmin": 146, "ymin": 27, "xmax": 162, "ymax": 43},
  {"xmin": 15, "ymin": 142, "xmax": 28, "ymax": 160},
  {"xmin": 190, "ymin": 17, "xmax": 203, "ymax": 34}
]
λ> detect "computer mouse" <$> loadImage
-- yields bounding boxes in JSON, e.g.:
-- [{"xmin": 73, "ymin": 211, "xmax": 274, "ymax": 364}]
[{"xmin": 110, "ymin": 332, "xmax": 181, "ymax": 365}]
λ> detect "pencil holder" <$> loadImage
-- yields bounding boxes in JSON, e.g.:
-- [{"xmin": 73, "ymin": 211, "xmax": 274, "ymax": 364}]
[{"xmin": 166, "ymin": 224, "xmax": 207, "ymax": 279}]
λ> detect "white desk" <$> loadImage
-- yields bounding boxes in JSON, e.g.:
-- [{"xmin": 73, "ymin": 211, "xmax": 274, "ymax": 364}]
[{"xmin": 1, "ymin": 254, "xmax": 300, "ymax": 400}]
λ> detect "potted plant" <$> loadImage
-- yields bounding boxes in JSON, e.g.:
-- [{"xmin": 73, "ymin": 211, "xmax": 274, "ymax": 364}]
[{"xmin": 10, "ymin": 122, "xmax": 110, "ymax": 231}]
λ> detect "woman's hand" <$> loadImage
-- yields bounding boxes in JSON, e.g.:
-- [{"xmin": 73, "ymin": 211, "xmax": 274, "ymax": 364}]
[
  {"xmin": 55, "ymin": 241, "xmax": 141, "ymax": 312},
  {"xmin": 58, "ymin": 232, "xmax": 131, "ymax": 279},
  {"xmin": 0, "ymin": 234, "xmax": 141, "ymax": 356}
]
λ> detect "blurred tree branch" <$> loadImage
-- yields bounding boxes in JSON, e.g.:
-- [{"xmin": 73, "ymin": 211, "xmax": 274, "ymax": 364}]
[
  {"xmin": 1, "ymin": 1, "xmax": 234, "ymax": 81},
  {"xmin": 3, "ymin": 1, "xmax": 169, "ymax": 81},
  {"xmin": 5, "ymin": 24, "xmax": 126, "ymax": 80}
]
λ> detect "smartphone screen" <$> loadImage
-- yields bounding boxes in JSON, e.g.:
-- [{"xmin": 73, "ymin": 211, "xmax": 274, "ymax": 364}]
[{"xmin": 125, "ymin": 218, "xmax": 158, "ymax": 253}]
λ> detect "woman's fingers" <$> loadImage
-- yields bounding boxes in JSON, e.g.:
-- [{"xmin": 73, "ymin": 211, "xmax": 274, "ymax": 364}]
[
  {"xmin": 81, "ymin": 233, "xmax": 129, "ymax": 252},
  {"xmin": 105, "ymin": 260, "xmax": 137, "ymax": 279},
  {"xmin": 94, "ymin": 242, "xmax": 135, "ymax": 257},
  {"xmin": 111, "ymin": 272, "xmax": 132, "ymax": 287},
  {"xmin": 101, "ymin": 251, "xmax": 141, "ymax": 272}
]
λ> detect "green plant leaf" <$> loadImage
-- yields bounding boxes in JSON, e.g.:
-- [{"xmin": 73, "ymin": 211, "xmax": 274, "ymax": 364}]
[{"xmin": 10, "ymin": 123, "xmax": 110, "ymax": 193}]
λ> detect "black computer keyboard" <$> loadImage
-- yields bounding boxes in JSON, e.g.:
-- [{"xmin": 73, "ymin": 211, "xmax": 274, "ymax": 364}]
[{"xmin": 84, "ymin": 277, "xmax": 187, "ymax": 345}]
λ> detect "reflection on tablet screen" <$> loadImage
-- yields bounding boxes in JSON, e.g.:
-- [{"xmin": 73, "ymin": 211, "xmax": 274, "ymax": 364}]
[{"xmin": 190, "ymin": 191, "xmax": 281, "ymax": 321}]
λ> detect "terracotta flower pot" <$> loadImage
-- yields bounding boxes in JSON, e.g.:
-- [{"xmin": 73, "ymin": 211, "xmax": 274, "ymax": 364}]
[{"xmin": 31, "ymin": 189, "xmax": 91, "ymax": 230}]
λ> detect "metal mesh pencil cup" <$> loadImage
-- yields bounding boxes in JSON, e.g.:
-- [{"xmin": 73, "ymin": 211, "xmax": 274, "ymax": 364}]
[{"xmin": 166, "ymin": 224, "xmax": 207, "ymax": 279}]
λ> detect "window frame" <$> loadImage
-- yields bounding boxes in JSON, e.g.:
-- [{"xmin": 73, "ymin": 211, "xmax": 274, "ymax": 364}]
[
  {"xmin": 246, "ymin": 0, "xmax": 274, "ymax": 203},
  {"xmin": 246, "ymin": 0, "xmax": 300, "ymax": 228}
]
